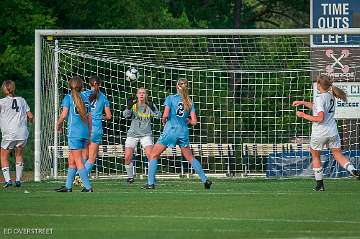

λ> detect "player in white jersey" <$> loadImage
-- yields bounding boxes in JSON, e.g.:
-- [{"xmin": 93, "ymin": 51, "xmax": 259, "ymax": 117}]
[
  {"xmin": 0, "ymin": 80, "xmax": 33, "ymax": 188},
  {"xmin": 293, "ymin": 75, "xmax": 360, "ymax": 191}
]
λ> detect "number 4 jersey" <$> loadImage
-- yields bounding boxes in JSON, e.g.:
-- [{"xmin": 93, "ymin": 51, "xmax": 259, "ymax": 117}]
[
  {"xmin": 0, "ymin": 96, "xmax": 30, "ymax": 140},
  {"xmin": 312, "ymin": 92, "xmax": 338, "ymax": 138},
  {"xmin": 163, "ymin": 94, "xmax": 195, "ymax": 136}
]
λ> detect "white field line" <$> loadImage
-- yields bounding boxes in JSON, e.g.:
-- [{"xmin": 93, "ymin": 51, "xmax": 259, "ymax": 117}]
[{"xmin": 1, "ymin": 213, "xmax": 360, "ymax": 225}]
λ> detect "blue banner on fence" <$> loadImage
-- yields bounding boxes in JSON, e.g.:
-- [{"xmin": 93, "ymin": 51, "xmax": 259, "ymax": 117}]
[
  {"xmin": 267, "ymin": 150, "xmax": 360, "ymax": 178},
  {"xmin": 311, "ymin": 0, "xmax": 360, "ymax": 46}
]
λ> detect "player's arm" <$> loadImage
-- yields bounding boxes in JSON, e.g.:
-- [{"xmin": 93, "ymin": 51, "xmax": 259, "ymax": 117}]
[
  {"xmin": 296, "ymin": 111, "xmax": 324, "ymax": 123},
  {"xmin": 24, "ymin": 99, "xmax": 34, "ymax": 123},
  {"xmin": 162, "ymin": 106, "xmax": 170, "ymax": 124},
  {"xmin": 188, "ymin": 111, "xmax": 197, "ymax": 126},
  {"xmin": 27, "ymin": 111, "xmax": 34, "ymax": 123},
  {"xmin": 147, "ymin": 101, "xmax": 161, "ymax": 119},
  {"xmin": 57, "ymin": 107, "xmax": 69, "ymax": 131},
  {"xmin": 292, "ymin": 100, "xmax": 313, "ymax": 109},
  {"xmin": 123, "ymin": 96, "xmax": 136, "ymax": 119},
  {"xmin": 104, "ymin": 107, "xmax": 112, "ymax": 120},
  {"xmin": 88, "ymin": 112, "xmax": 92, "ymax": 138}
]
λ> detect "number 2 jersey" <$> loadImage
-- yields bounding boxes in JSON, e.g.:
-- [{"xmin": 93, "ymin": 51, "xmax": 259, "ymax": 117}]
[
  {"xmin": 163, "ymin": 94, "xmax": 195, "ymax": 137},
  {"xmin": 61, "ymin": 93, "xmax": 91, "ymax": 139},
  {"xmin": 312, "ymin": 92, "xmax": 338, "ymax": 138},
  {"xmin": 0, "ymin": 96, "xmax": 30, "ymax": 140}
]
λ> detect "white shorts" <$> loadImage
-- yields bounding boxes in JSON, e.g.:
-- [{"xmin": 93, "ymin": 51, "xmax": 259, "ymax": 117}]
[
  {"xmin": 125, "ymin": 136, "xmax": 153, "ymax": 149},
  {"xmin": 1, "ymin": 139, "xmax": 27, "ymax": 150},
  {"xmin": 310, "ymin": 134, "xmax": 341, "ymax": 151}
]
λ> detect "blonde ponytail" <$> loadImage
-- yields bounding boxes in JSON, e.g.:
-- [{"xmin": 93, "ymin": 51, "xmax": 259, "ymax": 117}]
[
  {"xmin": 69, "ymin": 76, "xmax": 87, "ymax": 122},
  {"xmin": 177, "ymin": 78, "xmax": 192, "ymax": 112},
  {"xmin": 317, "ymin": 74, "xmax": 347, "ymax": 102},
  {"xmin": 332, "ymin": 86, "xmax": 347, "ymax": 102}
]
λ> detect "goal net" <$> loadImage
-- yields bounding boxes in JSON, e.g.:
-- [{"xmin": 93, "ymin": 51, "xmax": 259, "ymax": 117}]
[{"xmin": 35, "ymin": 29, "xmax": 360, "ymax": 181}]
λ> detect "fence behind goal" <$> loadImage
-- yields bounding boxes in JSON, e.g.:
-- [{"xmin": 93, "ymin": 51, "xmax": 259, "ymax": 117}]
[{"xmin": 35, "ymin": 29, "xmax": 360, "ymax": 181}]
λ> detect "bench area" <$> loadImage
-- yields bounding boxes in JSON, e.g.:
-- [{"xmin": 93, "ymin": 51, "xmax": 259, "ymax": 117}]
[
  {"xmin": 48, "ymin": 143, "xmax": 236, "ymax": 176},
  {"xmin": 49, "ymin": 144, "xmax": 235, "ymax": 158},
  {"xmin": 242, "ymin": 143, "xmax": 310, "ymax": 156}
]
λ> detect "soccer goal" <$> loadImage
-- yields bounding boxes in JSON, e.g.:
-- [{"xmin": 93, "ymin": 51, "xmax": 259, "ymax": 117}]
[{"xmin": 35, "ymin": 29, "xmax": 360, "ymax": 181}]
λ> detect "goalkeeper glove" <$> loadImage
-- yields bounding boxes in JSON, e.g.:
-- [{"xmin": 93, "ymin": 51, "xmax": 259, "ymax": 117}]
[{"xmin": 127, "ymin": 96, "xmax": 137, "ymax": 110}]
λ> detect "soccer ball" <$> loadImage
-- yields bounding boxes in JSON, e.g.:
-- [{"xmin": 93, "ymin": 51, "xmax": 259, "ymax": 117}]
[{"xmin": 125, "ymin": 67, "xmax": 138, "ymax": 81}]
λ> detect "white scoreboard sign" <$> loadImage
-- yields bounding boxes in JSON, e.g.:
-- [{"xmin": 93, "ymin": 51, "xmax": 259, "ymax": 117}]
[{"xmin": 313, "ymin": 82, "xmax": 360, "ymax": 119}]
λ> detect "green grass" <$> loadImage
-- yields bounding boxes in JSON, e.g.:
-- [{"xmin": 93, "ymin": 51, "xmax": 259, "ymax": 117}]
[{"xmin": 1, "ymin": 178, "xmax": 360, "ymax": 239}]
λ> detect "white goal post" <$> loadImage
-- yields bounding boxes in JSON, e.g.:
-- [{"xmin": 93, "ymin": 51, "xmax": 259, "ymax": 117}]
[{"xmin": 35, "ymin": 28, "xmax": 360, "ymax": 182}]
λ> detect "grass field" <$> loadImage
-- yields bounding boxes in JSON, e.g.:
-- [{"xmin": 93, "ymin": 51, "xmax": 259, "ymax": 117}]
[{"xmin": 1, "ymin": 178, "xmax": 360, "ymax": 239}]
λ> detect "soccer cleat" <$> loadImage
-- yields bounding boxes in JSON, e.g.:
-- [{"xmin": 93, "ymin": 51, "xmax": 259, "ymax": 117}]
[
  {"xmin": 55, "ymin": 186, "xmax": 72, "ymax": 192},
  {"xmin": 15, "ymin": 181, "xmax": 21, "ymax": 187},
  {"xmin": 204, "ymin": 180, "xmax": 212, "ymax": 189},
  {"xmin": 351, "ymin": 169, "xmax": 360, "ymax": 179},
  {"xmin": 81, "ymin": 187, "xmax": 93, "ymax": 192},
  {"xmin": 141, "ymin": 184, "xmax": 155, "ymax": 190},
  {"xmin": 313, "ymin": 180, "xmax": 325, "ymax": 192},
  {"xmin": 3, "ymin": 180, "xmax": 12, "ymax": 188},
  {"xmin": 126, "ymin": 178, "xmax": 135, "ymax": 184}
]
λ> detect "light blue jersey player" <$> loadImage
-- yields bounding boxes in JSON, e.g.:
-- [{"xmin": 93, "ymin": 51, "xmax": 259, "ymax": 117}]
[
  {"xmin": 55, "ymin": 76, "xmax": 93, "ymax": 193},
  {"xmin": 157, "ymin": 92, "xmax": 195, "ymax": 147},
  {"xmin": 142, "ymin": 79, "xmax": 212, "ymax": 190},
  {"xmin": 79, "ymin": 76, "xmax": 111, "ymax": 178},
  {"xmin": 61, "ymin": 92, "xmax": 90, "ymax": 149}
]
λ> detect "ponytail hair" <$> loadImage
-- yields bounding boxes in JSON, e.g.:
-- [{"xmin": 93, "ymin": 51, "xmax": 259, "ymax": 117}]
[
  {"xmin": 317, "ymin": 75, "xmax": 347, "ymax": 102},
  {"xmin": 89, "ymin": 76, "xmax": 101, "ymax": 103},
  {"xmin": 332, "ymin": 86, "xmax": 347, "ymax": 102},
  {"xmin": 2, "ymin": 80, "xmax": 16, "ymax": 96},
  {"xmin": 69, "ymin": 76, "xmax": 87, "ymax": 122},
  {"xmin": 177, "ymin": 78, "xmax": 192, "ymax": 112}
]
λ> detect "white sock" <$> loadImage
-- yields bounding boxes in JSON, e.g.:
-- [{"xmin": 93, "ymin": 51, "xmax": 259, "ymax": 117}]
[
  {"xmin": 125, "ymin": 162, "xmax": 134, "ymax": 178},
  {"xmin": 16, "ymin": 162, "xmax": 24, "ymax": 182},
  {"xmin": 313, "ymin": 167, "xmax": 323, "ymax": 181},
  {"xmin": 343, "ymin": 162, "xmax": 355, "ymax": 173},
  {"xmin": 2, "ymin": 167, "xmax": 11, "ymax": 182}
]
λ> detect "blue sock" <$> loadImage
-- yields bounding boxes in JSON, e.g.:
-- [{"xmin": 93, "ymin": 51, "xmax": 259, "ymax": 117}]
[
  {"xmin": 85, "ymin": 161, "xmax": 94, "ymax": 174},
  {"xmin": 78, "ymin": 168, "xmax": 92, "ymax": 190},
  {"xmin": 148, "ymin": 160, "xmax": 158, "ymax": 185},
  {"xmin": 191, "ymin": 159, "xmax": 207, "ymax": 183},
  {"xmin": 65, "ymin": 168, "xmax": 77, "ymax": 189},
  {"xmin": 75, "ymin": 159, "xmax": 88, "ymax": 175}
]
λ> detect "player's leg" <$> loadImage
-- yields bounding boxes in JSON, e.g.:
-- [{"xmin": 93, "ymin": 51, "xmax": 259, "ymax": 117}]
[
  {"xmin": 85, "ymin": 142, "xmax": 98, "ymax": 174},
  {"xmin": 142, "ymin": 143, "xmax": 167, "ymax": 189},
  {"xmin": 311, "ymin": 148, "xmax": 324, "ymax": 191},
  {"xmin": 137, "ymin": 136, "xmax": 154, "ymax": 185},
  {"xmin": 310, "ymin": 136, "xmax": 325, "ymax": 191},
  {"xmin": 1, "ymin": 142, "xmax": 12, "ymax": 187},
  {"xmin": 14, "ymin": 142, "xmax": 26, "ymax": 187},
  {"xmin": 181, "ymin": 146, "xmax": 212, "ymax": 189},
  {"xmin": 86, "ymin": 130, "xmax": 103, "ymax": 174},
  {"xmin": 73, "ymin": 142, "xmax": 89, "ymax": 186},
  {"xmin": 332, "ymin": 148, "xmax": 359, "ymax": 178},
  {"xmin": 124, "ymin": 137, "xmax": 139, "ymax": 183},
  {"xmin": 329, "ymin": 135, "xmax": 359, "ymax": 178},
  {"xmin": 56, "ymin": 150, "xmax": 76, "ymax": 192},
  {"xmin": 75, "ymin": 139, "xmax": 93, "ymax": 192}
]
